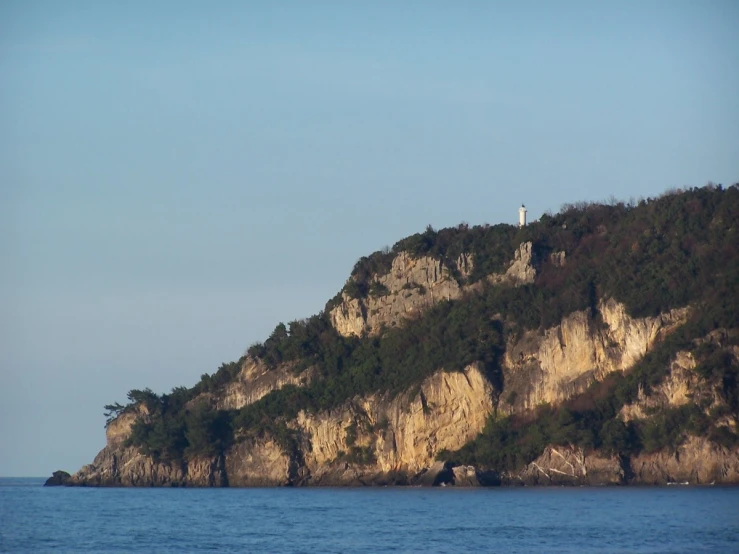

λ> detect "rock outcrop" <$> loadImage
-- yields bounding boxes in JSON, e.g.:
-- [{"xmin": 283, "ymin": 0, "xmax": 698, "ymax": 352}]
[
  {"xmin": 69, "ymin": 447, "xmax": 188, "ymax": 487},
  {"xmin": 44, "ymin": 470, "xmax": 71, "ymax": 486},
  {"xmin": 620, "ymin": 350, "xmax": 697, "ymax": 422},
  {"xmin": 217, "ymin": 359, "xmax": 311, "ymax": 411},
  {"xmin": 225, "ymin": 438, "xmax": 295, "ymax": 487},
  {"xmin": 66, "ymin": 364, "xmax": 495, "ymax": 487},
  {"xmin": 330, "ymin": 243, "xmax": 537, "ymax": 338},
  {"xmin": 501, "ymin": 299, "xmax": 689, "ymax": 412},
  {"xmin": 508, "ymin": 445, "xmax": 625, "ymax": 486},
  {"xmin": 503, "ymin": 438, "xmax": 739, "ymax": 486},
  {"xmin": 329, "ymin": 252, "xmax": 467, "ymax": 338},
  {"xmin": 297, "ymin": 364, "xmax": 495, "ymax": 483},
  {"xmin": 67, "ymin": 443, "xmax": 228, "ymax": 487},
  {"xmin": 620, "ymin": 330, "xmax": 739, "ymax": 430},
  {"xmin": 630, "ymin": 436, "xmax": 739, "ymax": 484},
  {"xmin": 490, "ymin": 241, "xmax": 537, "ymax": 285}
]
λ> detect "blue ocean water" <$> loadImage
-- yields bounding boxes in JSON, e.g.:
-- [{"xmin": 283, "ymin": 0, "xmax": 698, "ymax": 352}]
[{"xmin": 1, "ymin": 478, "xmax": 738, "ymax": 553}]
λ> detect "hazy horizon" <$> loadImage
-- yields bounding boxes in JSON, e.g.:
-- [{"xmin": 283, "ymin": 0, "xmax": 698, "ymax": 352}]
[{"xmin": 2, "ymin": 1, "xmax": 738, "ymax": 477}]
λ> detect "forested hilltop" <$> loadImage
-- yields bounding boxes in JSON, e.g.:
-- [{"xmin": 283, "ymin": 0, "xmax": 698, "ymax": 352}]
[{"xmin": 55, "ymin": 184, "xmax": 739, "ymax": 487}]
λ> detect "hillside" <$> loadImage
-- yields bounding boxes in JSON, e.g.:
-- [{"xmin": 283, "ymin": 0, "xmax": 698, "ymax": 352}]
[{"xmin": 51, "ymin": 184, "xmax": 739, "ymax": 487}]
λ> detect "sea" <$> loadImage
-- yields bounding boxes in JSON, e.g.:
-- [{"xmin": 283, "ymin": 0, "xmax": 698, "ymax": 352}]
[{"xmin": 1, "ymin": 478, "xmax": 738, "ymax": 553}]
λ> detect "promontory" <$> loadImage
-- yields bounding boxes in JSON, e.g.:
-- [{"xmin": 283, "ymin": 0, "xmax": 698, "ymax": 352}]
[{"xmin": 49, "ymin": 185, "xmax": 739, "ymax": 487}]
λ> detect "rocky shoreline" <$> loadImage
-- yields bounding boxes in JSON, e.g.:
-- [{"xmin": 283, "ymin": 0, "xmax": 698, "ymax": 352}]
[{"xmin": 47, "ymin": 435, "xmax": 739, "ymax": 488}]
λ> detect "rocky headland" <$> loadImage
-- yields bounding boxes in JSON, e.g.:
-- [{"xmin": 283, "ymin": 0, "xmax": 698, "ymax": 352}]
[{"xmin": 48, "ymin": 186, "xmax": 739, "ymax": 487}]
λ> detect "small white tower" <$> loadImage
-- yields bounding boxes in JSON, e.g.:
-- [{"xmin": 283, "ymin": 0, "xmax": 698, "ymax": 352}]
[{"xmin": 519, "ymin": 204, "xmax": 527, "ymax": 227}]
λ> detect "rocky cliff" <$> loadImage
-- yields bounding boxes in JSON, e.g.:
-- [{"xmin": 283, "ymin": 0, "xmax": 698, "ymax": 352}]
[
  {"xmin": 216, "ymin": 358, "xmax": 312, "ymax": 411},
  {"xmin": 501, "ymin": 298, "xmax": 689, "ymax": 412},
  {"xmin": 296, "ymin": 364, "xmax": 494, "ymax": 484},
  {"xmin": 65, "ymin": 364, "xmax": 494, "ymax": 487},
  {"xmin": 63, "ymin": 296, "xmax": 738, "ymax": 488},
  {"xmin": 620, "ymin": 329, "xmax": 739, "ymax": 430},
  {"xmin": 505, "ymin": 436, "xmax": 739, "ymax": 486},
  {"xmin": 52, "ymin": 186, "xmax": 739, "ymax": 487},
  {"xmin": 330, "ymin": 242, "xmax": 535, "ymax": 337}
]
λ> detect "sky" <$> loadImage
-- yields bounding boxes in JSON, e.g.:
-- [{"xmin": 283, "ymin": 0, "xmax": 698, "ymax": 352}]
[{"xmin": 1, "ymin": 1, "xmax": 738, "ymax": 477}]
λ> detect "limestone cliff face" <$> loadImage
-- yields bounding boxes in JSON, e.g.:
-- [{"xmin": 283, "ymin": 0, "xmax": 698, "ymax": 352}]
[
  {"xmin": 620, "ymin": 330, "xmax": 739, "ymax": 427},
  {"xmin": 68, "ymin": 445, "xmax": 226, "ymax": 487},
  {"xmin": 620, "ymin": 350, "xmax": 698, "ymax": 422},
  {"xmin": 68, "ymin": 424, "xmax": 292, "ymax": 488},
  {"xmin": 489, "ymin": 241, "xmax": 537, "ymax": 286},
  {"xmin": 216, "ymin": 358, "xmax": 311, "ymax": 411},
  {"xmin": 501, "ymin": 299, "xmax": 689, "ymax": 412},
  {"xmin": 509, "ymin": 445, "xmax": 625, "ymax": 486},
  {"xmin": 329, "ymin": 252, "xmax": 467, "ymax": 338},
  {"xmin": 104, "ymin": 410, "xmax": 140, "ymax": 448},
  {"xmin": 504, "ymin": 328, "xmax": 739, "ymax": 487},
  {"xmin": 630, "ymin": 436, "xmax": 739, "ymax": 484},
  {"xmin": 295, "ymin": 364, "xmax": 495, "ymax": 483},
  {"xmin": 71, "ymin": 404, "xmax": 228, "ymax": 487},
  {"xmin": 225, "ymin": 438, "xmax": 295, "ymax": 487},
  {"xmin": 225, "ymin": 364, "xmax": 495, "ymax": 486},
  {"xmin": 69, "ymin": 364, "xmax": 494, "ymax": 487},
  {"xmin": 505, "ymin": 438, "xmax": 739, "ymax": 486},
  {"xmin": 329, "ymin": 243, "xmax": 536, "ymax": 338}
]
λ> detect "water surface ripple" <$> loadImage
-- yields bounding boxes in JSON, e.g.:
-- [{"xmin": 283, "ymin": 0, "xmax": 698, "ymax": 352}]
[{"xmin": 1, "ymin": 479, "xmax": 737, "ymax": 553}]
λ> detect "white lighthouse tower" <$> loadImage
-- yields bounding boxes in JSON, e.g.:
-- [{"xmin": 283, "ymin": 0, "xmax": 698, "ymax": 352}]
[{"xmin": 519, "ymin": 204, "xmax": 527, "ymax": 227}]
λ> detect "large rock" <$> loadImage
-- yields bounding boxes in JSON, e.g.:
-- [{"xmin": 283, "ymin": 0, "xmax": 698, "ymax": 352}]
[
  {"xmin": 492, "ymin": 241, "xmax": 537, "ymax": 285},
  {"xmin": 451, "ymin": 465, "xmax": 486, "ymax": 487},
  {"xmin": 411, "ymin": 461, "xmax": 453, "ymax": 486},
  {"xmin": 509, "ymin": 445, "xmax": 625, "ymax": 486},
  {"xmin": 44, "ymin": 470, "xmax": 71, "ymax": 486}
]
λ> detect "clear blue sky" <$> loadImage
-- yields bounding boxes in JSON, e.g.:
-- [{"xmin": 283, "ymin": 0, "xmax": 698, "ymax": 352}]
[{"xmin": 1, "ymin": 1, "xmax": 737, "ymax": 477}]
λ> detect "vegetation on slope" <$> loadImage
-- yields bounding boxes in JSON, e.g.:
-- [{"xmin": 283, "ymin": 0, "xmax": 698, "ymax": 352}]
[{"xmin": 108, "ymin": 184, "xmax": 739, "ymax": 465}]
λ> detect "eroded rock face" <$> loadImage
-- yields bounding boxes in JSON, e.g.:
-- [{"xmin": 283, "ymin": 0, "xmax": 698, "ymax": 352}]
[
  {"xmin": 67, "ymin": 445, "xmax": 226, "ymax": 487},
  {"xmin": 329, "ymin": 243, "xmax": 536, "ymax": 338},
  {"xmin": 219, "ymin": 364, "xmax": 496, "ymax": 486},
  {"xmin": 329, "ymin": 252, "xmax": 464, "ymax": 338},
  {"xmin": 630, "ymin": 436, "xmax": 739, "ymax": 484},
  {"xmin": 217, "ymin": 359, "xmax": 311, "ymax": 411},
  {"xmin": 509, "ymin": 445, "xmax": 625, "ymax": 486},
  {"xmin": 549, "ymin": 251, "xmax": 566, "ymax": 267},
  {"xmin": 68, "ymin": 365, "xmax": 494, "ymax": 487},
  {"xmin": 501, "ymin": 299, "xmax": 689, "ymax": 412},
  {"xmin": 297, "ymin": 364, "xmax": 495, "ymax": 481},
  {"xmin": 620, "ymin": 351, "xmax": 697, "ymax": 422},
  {"xmin": 225, "ymin": 438, "xmax": 294, "ymax": 487},
  {"xmin": 620, "ymin": 331, "xmax": 739, "ymax": 428},
  {"xmin": 105, "ymin": 410, "xmax": 141, "ymax": 448},
  {"xmin": 492, "ymin": 241, "xmax": 537, "ymax": 285},
  {"xmin": 506, "ymin": 438, "xmax": 739, "ymax": 485}
]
